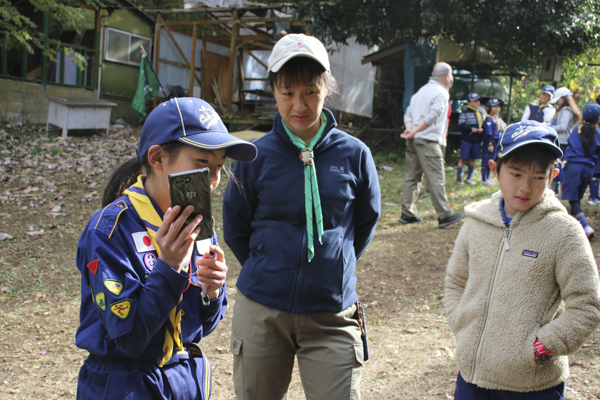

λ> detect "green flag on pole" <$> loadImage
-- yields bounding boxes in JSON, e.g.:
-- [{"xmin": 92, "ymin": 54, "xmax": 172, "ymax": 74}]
[{"xmin": 132, "ymin": 55, "xmax": 160, "ymax": 121}]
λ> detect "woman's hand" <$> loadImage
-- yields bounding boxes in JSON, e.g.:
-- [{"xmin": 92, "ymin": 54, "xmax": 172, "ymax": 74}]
[
  {"xmin": 155, "ymin": 205, "xmax": 202, "ymax": 273},
  {"xmin": 196, "ymin": 245, "xmax": 228, "ymax": 300}
]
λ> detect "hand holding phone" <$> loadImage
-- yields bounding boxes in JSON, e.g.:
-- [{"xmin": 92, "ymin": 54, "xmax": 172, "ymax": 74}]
[{"xmin": 168, "ymin": 168, "xmax": 212, "ymax": 242}]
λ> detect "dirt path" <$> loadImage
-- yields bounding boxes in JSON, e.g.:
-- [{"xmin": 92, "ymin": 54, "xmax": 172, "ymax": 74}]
[{"xmin": 0, "ymin": 126, "xmax": 598, "ymax": 399}]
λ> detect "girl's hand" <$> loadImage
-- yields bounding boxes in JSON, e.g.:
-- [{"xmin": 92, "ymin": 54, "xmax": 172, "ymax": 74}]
[
  {"xmin": 155, "ymin": 205, "xmax": 202, "ymax": 272},
  {"xmin": 488, "ymin": 143, "xmax": 494, "ymax": 153},
  {"xmin": 196, "ymin": 245, "xmax": 228, "ymax": 300}
]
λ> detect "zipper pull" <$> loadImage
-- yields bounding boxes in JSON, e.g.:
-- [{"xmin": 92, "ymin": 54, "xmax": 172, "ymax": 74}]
[{"xmin": 503, "ymin": 227, "xmax": 510, "ymax": 250}]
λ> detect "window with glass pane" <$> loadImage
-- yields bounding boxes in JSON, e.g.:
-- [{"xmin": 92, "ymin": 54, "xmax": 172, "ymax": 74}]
[
  {"xmin": 106, "ymin": 29, "xmax": 129, "ymax": 63},
  {"xmin": 130, "ymin": 37, "xmax": 151, "ymax": 64}
]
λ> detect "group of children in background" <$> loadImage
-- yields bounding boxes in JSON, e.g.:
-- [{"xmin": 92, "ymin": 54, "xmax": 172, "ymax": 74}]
[{"xmin": 456, "ymin": 85, "xmax": 600, "ymax": 239}]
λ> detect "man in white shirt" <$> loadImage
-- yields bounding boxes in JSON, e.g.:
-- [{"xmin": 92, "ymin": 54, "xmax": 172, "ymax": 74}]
[{"xmin": 400, "ymin": 62, "xmax": 464, "ymax": 228}]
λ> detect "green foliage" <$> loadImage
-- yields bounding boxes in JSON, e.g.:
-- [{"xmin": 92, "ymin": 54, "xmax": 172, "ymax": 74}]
[
  {"xmin": 0, "ymin": 0, "xmax": 101, "ymax": 69},
  {"xmin": 295, "ymin": 0, "xmax": 600, "ymax": 70}
]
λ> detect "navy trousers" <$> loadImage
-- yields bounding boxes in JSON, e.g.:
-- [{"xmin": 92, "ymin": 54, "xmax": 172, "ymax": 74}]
[{"xmin": 454, "ymin": 372, "xmax": 564, "ymax": 400}]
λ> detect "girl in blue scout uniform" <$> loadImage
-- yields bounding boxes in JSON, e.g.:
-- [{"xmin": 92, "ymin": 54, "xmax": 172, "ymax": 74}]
[
  {"xmin": 481, "ymin": 99, "xmax": 504, "ymax": 186},
  {"xmin": 75, "ymin": 98, "xmax": 257, "ymax": 400},
  {"xmin": 223, "ymin": 34, "xmax": 381, "ymax": 400},
  {"xmin": 521, "ymin": 85, "xmax": 556, "ymax": 124},
  {"xmin": 549, "ymin": 87, "xmax": 582, "ymax": 196},
  {"xmin": 561, "ymin": 103, "xmax": 600, "ymax": 239},
  {"xmin": 457, "ymin": 93, "xmax": 484, "ymax": 185}
]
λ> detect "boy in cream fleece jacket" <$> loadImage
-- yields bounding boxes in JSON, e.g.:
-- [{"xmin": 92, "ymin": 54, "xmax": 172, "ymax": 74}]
[{"xmin": 445, "ymin": 120, "xmax": 600, "ymax": 399}]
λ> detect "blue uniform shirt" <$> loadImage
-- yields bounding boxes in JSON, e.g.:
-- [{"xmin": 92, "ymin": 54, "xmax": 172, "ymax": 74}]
[
  {"xmin": 565, "ymin": 124, "xmax": 600, "ymax": 167},
  {"xmin": 75, "ymin": 182, "xmax": 226, "ymax": 399}
]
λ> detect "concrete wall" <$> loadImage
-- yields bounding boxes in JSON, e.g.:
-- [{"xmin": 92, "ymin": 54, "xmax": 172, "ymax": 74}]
[{"xmin": 0, "ymin": 78, "xmax": 97, "ymax": 124}]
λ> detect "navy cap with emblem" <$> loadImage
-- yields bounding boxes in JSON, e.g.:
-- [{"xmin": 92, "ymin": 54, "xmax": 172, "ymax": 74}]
[
  {"xmin": 487, "ymin": 98, "xmax": 503, "ymax": 108},
  {"xmin": 541, "ymin": 85, "xmax": 555, "ymax": 97},
  {"xmin": 494, "ymin": 120, "xmax": 563, "ymax": 160},
  {"xmin": 467, "ymin": 93, "xmax": 480, "ymax": 102},
  {"xmin": 138, "ymin": 97, "xmax": 257, "ymax": 163}
]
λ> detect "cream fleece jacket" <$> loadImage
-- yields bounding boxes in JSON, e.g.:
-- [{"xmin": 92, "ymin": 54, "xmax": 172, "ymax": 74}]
[{"xmin": 445, "ymin": 189, "xmax": 600, "ymax": 392}]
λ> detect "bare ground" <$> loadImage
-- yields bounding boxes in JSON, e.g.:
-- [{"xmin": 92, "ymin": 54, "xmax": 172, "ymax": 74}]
[{"xmin": 0, "ymin": 126, "xmax": 598, "ymax": 399}]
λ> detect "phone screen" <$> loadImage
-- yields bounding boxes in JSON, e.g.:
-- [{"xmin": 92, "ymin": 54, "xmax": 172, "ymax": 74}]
[{"xmin": 168, "ymin": 168, "xmax": 212, "ymax": 241}]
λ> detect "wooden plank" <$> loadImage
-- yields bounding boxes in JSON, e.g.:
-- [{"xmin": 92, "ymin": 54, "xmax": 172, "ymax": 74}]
[
  {"xmin": 201, "ymin": 14, "xmax": 207, "ymax": 101},
  {"xmin": 159, "ymin": 57, "xmax": 201, "ymax": 72},
  {"xmin": 241, "ymin": 46, "xmax": 268, "ymax": 70},
  {"xmin": 159, "ymin": 16, "xmax": 296, "ymax": 27},
  {"xmin": 189, "ymin": 23, "xmax": 197, "ymax": 96}
]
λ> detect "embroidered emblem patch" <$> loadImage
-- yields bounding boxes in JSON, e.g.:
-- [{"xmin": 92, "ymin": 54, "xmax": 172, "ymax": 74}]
[
  {"xmin": 96, "ymin": 292, "xmax": 106, "ymax": 311},
  {"xmin": 110, "ymin": 299, "xmax": 132, "ymax": 320},
  {"xmin": 104, "ymin": 279, "xmax": 124, "ymax": 296},
  {"xmin": 198, "ymin": 105, "xmax": 221, "ymax": 129},
  {"xmin": 144, "ymin": 251, "xmax": 157, "ymax": 271},
  {"xmin": 523, "ymin": 250, "xmax": 539, "ymax": 258},
  {"xmin": 86, "ymin": 259, "xmax": 99, "ymax": 274},
  {"xmin": 132, "ymin": 232, "xmax": 155, "ymax": 253}
]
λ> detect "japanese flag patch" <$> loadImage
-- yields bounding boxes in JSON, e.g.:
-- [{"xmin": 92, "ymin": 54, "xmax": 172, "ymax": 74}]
[{"xmin": 132, "ymin": 232, "xmax": 156, "ymax": 253}]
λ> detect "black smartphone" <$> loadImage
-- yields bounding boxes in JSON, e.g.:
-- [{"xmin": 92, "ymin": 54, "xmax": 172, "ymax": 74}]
[{"xmin": 168, "ymin": 168, "xmax": 212, "ymax": 241}]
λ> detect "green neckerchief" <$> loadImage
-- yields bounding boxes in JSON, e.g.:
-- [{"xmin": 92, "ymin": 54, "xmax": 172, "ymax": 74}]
[{"xmin": 283, "ymin": 113, "xmax": 327, "ymax": 262}]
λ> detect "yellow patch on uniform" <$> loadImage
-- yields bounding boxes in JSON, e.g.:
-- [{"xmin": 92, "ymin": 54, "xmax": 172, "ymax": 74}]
[
  {"xmin": 96, "ymin": 292, "xmax": 106, "ymax": 311},
  {"xmin": 104, "ymin": 279, "xmax": 123, "ymax": 296},
  {"xmin": 110, "ymin": 299, "xmax": 132, "ymax": 320}
]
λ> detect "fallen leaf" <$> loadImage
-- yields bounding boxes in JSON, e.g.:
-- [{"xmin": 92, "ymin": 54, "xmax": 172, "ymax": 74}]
[
  {"xmin": 50, "ymin": 205, "xmax": 61, "ymax": 212},
  {"xmin": 26, "ymin": 229, "xmax": 45, "ymax": 236},
  {"xmin": 0, "ymin": 233, "xmax": 13, "ymax": 240}
]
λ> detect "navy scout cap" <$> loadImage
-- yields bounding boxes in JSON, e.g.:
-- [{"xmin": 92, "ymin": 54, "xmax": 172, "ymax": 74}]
[
  {"xmin": 138, "ymin": 98, "xmax": 257, "ymax": 163},
  {"xmin": 495, "ymin": 120, "xmax": 562, "ymax": 160},
  {"xmin": 487, "ymin": 98, "xmax": 503, "ymax": 107},
  {"xmin": 467, "ymin": 93, "xmax": 480, "ymax": 102},
  {"xmin": 583, "ymin": 103, "xmax": 600, "ymax": 121}
]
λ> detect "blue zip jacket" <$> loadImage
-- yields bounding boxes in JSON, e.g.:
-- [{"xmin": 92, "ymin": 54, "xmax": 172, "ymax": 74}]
[
  {"xmin": 76, "ymin": 189, "xmax": 226, "ymax": 399},
  {"xmin": 458, "ymin": 107, "xmax": 484, "ymax": 143},
  {"xmin": 565, "ymin": 124, "xmax": 600, "ymax": 167},
  {"xmin": 223, "ymin": 109, "xmax": 381, "ymax": 314}
]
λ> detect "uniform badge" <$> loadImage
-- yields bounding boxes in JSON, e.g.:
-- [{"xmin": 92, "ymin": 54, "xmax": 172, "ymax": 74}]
[
  {"xmin": 143, "ymin": 251, "xmax": 158, "ymax": 271},
  {"xmin": 132, "ymin": 232, "xmax": 155, "ymax": 253},
  {"xmin": 110, "ymin": 299, "xmax": 132, "ymax": 320},
  {"xmin": 96, "ymin": 292, "xmax": 106, "ymax": 311},
  {"xmin": 86, "ymin": 259, "xmax": 99, "ymax": 274},
  {"xmin": 104, "ymin": 279, "xmax": 124, "ymax": 296}
]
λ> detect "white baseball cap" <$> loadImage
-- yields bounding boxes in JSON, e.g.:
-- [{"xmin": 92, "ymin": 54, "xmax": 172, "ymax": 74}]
[
  {"xmin": 268, "ymin": 34, "xmax": 330, "ymax": 73},
  {"xmin": 550, "ymin": 87, "xmax": 573, "ymax": 103}
]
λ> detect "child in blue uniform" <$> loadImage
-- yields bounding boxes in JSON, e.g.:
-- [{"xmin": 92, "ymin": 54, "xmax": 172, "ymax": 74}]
[
  {"xmin": 588, "ymin": 94, "xmax": 600, "ymax": 204},
  {"xmin": 75, "ymin": 98, "xmax": 257, "ymax": 400},
  {"xmin": 481, "ymin": 98, "xmax": 503, "ymax": 186},
  {"xmin": 457, "ymin": 93, "xmax": 484, "ymax": 185},
  {"xmin": 562, "ymin": 103, "xmax": 600, "ymax": 239}
]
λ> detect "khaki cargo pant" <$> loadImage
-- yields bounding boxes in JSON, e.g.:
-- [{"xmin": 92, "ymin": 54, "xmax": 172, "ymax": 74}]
[
  {"xmin": 402, "ymin": 138, "xmax": 453, "ymax": 220},
  {"xmin": 231, "ymin": 292, "xmax": 364, "ymax": 400}
]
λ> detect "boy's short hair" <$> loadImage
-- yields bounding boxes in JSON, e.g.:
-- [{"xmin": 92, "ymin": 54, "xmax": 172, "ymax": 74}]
[{"xmin": 495, "ymin": 120, "xmax": 562, "ymax": 173}]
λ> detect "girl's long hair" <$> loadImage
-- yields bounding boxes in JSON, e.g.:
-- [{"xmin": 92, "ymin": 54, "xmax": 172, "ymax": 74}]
[
  {"xmin": 561, "ymin": 95, "xmax": 582, "ymax": 125},
  {"xmin": 581, "ymin": 117, "xmax": 598, "ymax": 157},
  {"xmin": 101, "ymin": 141, "xmax": 185, "ymax": 207}
]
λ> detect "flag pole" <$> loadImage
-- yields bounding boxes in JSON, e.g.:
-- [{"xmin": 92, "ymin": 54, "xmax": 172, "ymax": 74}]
[{"xmin": 140, "ymin": 45, "xmax": 168, "ymax": 98}]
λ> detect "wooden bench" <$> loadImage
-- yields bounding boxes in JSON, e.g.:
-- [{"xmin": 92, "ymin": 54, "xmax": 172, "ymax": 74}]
[{"xmin": 46, "ymin": 96, "xmax": 117, "ymax": 137}]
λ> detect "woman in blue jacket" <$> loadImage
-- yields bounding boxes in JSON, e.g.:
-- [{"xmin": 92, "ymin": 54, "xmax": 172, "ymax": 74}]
[
  {"xmin": 75, "ymin": 98, "xmax": 257, "ymax": 399},
  {"xmin": 223, "ymin": 34, "xmax": 381, "ymax": 400},
  {"xmin": 562, "ymin": 103, "xmax": 600, "ymax": 239}
]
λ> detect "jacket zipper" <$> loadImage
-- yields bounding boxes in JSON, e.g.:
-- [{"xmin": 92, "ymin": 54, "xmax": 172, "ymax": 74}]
[{"xmin": 471, "ymin": 225, "xmax": 510, "ymax": 383}]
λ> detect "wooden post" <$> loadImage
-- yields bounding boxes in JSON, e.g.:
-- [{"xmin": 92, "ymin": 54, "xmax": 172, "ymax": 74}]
[
  {"xmin": 153, "ymin": 14, "xmax": 162, "ymax": 107},
  {"xmin": 226, "ymin": 9, "xmax": 239, "ymax": 115},
  {"xmin": 201, "ymin": 13, "xmax": 207, "ymax": 101},
  {"xmin": 189, "ymin": 23, "xmax": 197, "ymax": 97}
]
